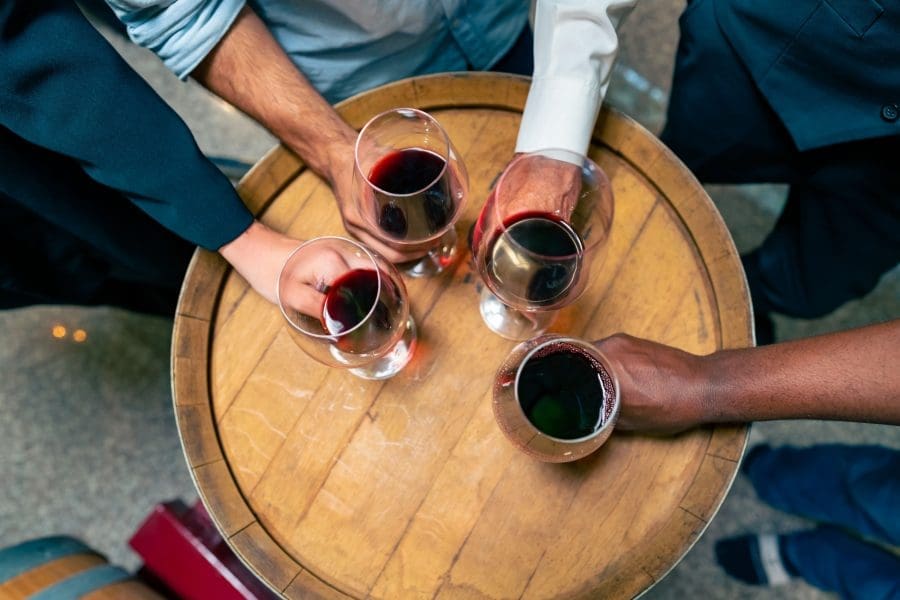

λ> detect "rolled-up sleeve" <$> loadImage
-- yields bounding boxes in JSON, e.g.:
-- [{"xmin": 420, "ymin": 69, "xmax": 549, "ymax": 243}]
[
  {"xmin": 516, "ymin": 0, "xmax": 635, "ymax": 156},
  {"xmin": 107, "ymin": 0, "xmax": 245, "ymax": 79}
]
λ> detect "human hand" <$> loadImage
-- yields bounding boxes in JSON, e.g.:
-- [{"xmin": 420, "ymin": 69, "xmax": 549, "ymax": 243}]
[
  {"xmin": 494, "ymin": 153, "xmax": 583, "ymax": 221},
  {"xmin": 218, "ymin": 220, "xmax": 361, "ymax": 318},
  {"xmin": 473, "ymin": 152, "xmax": 599, "ymax": 253},
  {"xmin": 326, "ymin": 143, "xmax": 433, "ymax": 265},
  {"xmin": 593, "ymin": 334, "xmax": 710, "ymax": 434},
  {"xmin": 277, "ymin": 238, "xmax": 385, "ymax": 319}
]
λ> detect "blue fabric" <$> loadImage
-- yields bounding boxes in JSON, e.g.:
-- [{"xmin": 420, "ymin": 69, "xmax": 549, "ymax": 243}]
[
  {"xmin": 109, "ymin": 0, "xmax": 245, "ymax": 80},
  {"xmin": 0, "ymin": 0, "xmax": 250, "ymax": 313},
  {"xmin": 781, "ymin": 526, "xmax": 900, "ymax": 600},
  {"xmin": 662, "ymin": 0, "xmax": 900, "ymax": 321},
  {"xmin": 29, "ymin": 564, "xmax": 131, "ymax": 600},
  {"xmin": 744, "ymin": 445, "xmax": 900, "ymax": 599},
  {"xmin": 0, "ymin": 0, "xmax": 253, "ymax": 251},
  {"xmin": 108, "ymin": 0, "xmax": 529, "ymax": 103},
  {"xmin": 713, "ymin": 0, "xmax": 900, "ymax": 151},
  {"xmin": 0, "ymin": 537, "xmax": 93, "ymax": 586}
]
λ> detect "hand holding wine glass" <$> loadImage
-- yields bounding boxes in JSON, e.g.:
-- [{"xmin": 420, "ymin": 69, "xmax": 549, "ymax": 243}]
[
  {"xmin": 353, "ymin": 108, "xmax": 469, "ymax": 277},
  {"xmin": 328, "ymin": 148, "xmax": 434, "ymax": 265},
  {"xmin": 492, "ymin": 334, "xmax": 621, "ymax": 463},
  {"xmin": 277, "ymin": 237, "xmax": 416, "ymax": 379},
  {"xmin": 277, "ymin": 240, "xmax": 373, "ymax": 317},
  {"xmin": 473, "ymin": 149, "xmax": 614, "ymax": 340},
  {"xmin": 486, "ymin": 153, "xmax": 584, "ymax": 221}
]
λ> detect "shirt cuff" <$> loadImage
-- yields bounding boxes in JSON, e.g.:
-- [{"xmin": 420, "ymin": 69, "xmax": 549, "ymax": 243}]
[{"xmin": 515, "ymin": 76, "xmax": 605, "ymax": 156}]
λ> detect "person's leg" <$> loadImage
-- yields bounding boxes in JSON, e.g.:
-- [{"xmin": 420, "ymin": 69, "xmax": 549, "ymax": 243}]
[
  {"xmin": 742, "ymin": 444, "xmax": 900, "ymax": 546},
  {"xmin": 716, "ymin": 527, "xmax": 900, "ymax": 599},
  {"xmin": 661, "ymin": 0, "xmax": 799, "ymax": 343},
  {"xmin": 743, "ymin": 136, "xmax": 900, "ymax": 319},
  {"xmin": 0, "ymin": 129, "xmax": 195, "ymax": 316},
  {"xmin": 781, "ymin": 526, "xmax": 900, "ymax": 600},
  {"xmin": 663, "ymin": 0, "xmax": 900, "ymax": 339}
]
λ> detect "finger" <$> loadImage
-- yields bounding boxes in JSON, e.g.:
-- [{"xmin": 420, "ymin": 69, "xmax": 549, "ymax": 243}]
[
  {"xmin": 279, "ymin": 275, "xmax": 326, "ymax": 318},
  {"xmin": 278, "ymin": 248, "xmax": 350, "ymax": 317},
  {"xmin": 312, "ymin": 247, "xmax": 354, "ymax": 286}
]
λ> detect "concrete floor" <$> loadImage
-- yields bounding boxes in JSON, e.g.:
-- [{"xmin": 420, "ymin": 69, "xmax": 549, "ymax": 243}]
[{"xmin": 2, "ymin": 2, "xmax": 897, "ymax": 598}]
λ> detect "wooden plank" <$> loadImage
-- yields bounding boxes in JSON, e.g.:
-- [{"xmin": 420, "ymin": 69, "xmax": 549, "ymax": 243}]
[
  {"xmin": 172, "ymin": 315, "xmax": 209, "ymax": 408},
  {"xmin": 176, "ymin": 250, "xmax": 227, "ymax": 321},
  {"xmin": 485, "ymin": 431, "xmax": 707, "ymax": 600},
  {"xmin": 0, "ymin": 554, "xmax": 104, "ymax": 597},
  {"xmin": 193, "ymin": 459, "xmax": 256, "ymax": 538},
  {"xmin": 707, "ymin": 424, "xmax": 749, "ymax": 463},
  {"xmin": 679, "ymin": 452, "xmax": 741, "ymax": 523},
  {"xmin": 229, "ymin": 523, "xmax": 302, "ymax": 593},
  {"xmin": 285, "ymin": 571, "xmax": 355, "ymax": 600},
  {"xmin": 85, "ymin": 581, "xmax": 165, "ymax": 600},
  {"xmin": 584, "ymin": 205, "xmax": 718, "ymax": 354},
  {"xmin": 370, "ymin": 394, "xmax": 515, "ymax": 599},
  {"xmin": 175, "ymin": 403, "xmax": 223, "ymax": 467},
  {"xmin": 337, "ymin": 79, "xmax": 419, "ymax": 130},
  {"xmin": 218, "ymin": 329, "xmax": 331, "ymax": 492},
  {"xmin": 413, "ymin": 72, "xmax": 529, "ymax": 112}
]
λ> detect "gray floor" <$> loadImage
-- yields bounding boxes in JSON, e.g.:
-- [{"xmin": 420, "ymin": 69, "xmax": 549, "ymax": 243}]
[{"xmin": 2, "ymin": 2, "xmax": 898, "ymax": 599}]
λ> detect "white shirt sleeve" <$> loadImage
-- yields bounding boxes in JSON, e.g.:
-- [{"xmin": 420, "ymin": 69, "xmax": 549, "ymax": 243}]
[
  {"xmin": 106, "ymin": 0, "xmax": 245, "ymax": 79},
  {"xmin": 515, "ymin": 0, "xmax": 636, "ymax": 156}
]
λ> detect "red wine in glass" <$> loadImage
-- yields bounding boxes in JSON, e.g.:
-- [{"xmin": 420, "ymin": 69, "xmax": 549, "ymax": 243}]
[
  {"xmin": 369, "ymin": 148, "xmax": 455, "ymax": 241},
  {"xmin": 322, "ymin": 268, "xmax": 398, "ymax": 353},
  {"xmin": 516, "ymin": 341, "xmax": 614, "ymax": 439},
  {"xmin": 485, "ymin": 211, "xmax": 584, "ymax": 308}
]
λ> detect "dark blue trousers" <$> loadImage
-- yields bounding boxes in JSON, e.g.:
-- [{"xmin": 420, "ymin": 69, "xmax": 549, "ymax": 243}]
[
  {"xmin": 744, "ymin": 444, "xmax": 900, "ymax": 599},
  {"xmin": 662, "ymin": 0, "xmax": 900, "ymax": 321}
]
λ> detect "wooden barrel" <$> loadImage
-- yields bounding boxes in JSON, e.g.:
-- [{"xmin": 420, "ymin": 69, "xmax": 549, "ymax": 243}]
[
  {"xmin": 173, "ymin": 73, "xmax": 752, "ymax": 599},
  {"xmin": 0, "ymin": 536, "xmax": 162, "ymax": 599}
]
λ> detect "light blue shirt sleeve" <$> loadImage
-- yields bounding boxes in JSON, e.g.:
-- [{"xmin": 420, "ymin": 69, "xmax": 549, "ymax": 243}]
[{"xmin": 106, "ymin": 0, "xmax": 246, "ymax": 79}]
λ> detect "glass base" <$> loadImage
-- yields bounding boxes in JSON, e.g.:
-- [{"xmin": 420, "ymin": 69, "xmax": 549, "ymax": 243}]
[
  {"xmin": 478, "ymin": 288, "xmax": 557, "ymax": 340},
  {"xmin": 400, "ymin": 228, "xmax": 458, "ymax": 278},
  {"xmin": 349, "ymin": 316, "xmax": 417, "ymax": 379}
]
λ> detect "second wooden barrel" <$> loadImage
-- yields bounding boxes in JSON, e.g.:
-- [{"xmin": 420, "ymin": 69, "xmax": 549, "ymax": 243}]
[{"xmin": 0, "ymin": 536, "xmax": 162, "ymax": 599}]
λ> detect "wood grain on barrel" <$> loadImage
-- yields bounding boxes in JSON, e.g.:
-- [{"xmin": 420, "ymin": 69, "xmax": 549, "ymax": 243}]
[{"xmin": 173, "ymin": 73, "xmax": 751, "ymax": 599}]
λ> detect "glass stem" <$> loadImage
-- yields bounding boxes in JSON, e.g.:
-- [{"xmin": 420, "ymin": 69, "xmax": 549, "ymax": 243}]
[{"xmin": 478, "ymin": 287, "xmax": 557, "ymax": 340}]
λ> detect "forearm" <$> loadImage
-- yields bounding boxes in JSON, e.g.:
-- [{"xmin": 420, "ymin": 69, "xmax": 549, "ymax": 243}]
[
  {"xmin": 699, "ymin": 320, "xmax": 900, "ymax": 425},
  {"xmin": 191, "ymin": 5, "xmax": 355, "ymax": 180}
]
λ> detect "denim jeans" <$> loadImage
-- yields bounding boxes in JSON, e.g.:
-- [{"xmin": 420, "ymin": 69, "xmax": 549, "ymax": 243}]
[{"xmin": 744, "ymin": 444, "xmax": 900, "ymax": 599}]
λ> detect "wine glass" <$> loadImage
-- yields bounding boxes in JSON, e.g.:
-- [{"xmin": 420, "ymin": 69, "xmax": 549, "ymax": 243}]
[
  {"xmin": 353, "ymin": 107, "xmax": 468, "ymax": 277},
  {"xmin": 472, "ymin": 149, "xmax": 614, "ymax": 340},
  {"xmin": 277, "ymin": 236, "xmax": 416, "ymax": 380},
  {"xmin": 492, "ymin": 334, "xmax": 620, "ymax": 463}
]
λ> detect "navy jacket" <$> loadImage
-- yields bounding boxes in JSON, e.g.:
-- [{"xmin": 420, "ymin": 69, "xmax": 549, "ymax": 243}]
[
  {"xmin": 716, "ymin": 0, "xmax": 900, "ymax": 151},
  {"xmin": 0, "ymin": 0, "xmax": 253, "ymax": 250}
]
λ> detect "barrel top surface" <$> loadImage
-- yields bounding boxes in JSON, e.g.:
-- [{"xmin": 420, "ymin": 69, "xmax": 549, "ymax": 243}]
[{"xmin": 173, "ymin": 73, "xmax": 752, "ymax": 599}]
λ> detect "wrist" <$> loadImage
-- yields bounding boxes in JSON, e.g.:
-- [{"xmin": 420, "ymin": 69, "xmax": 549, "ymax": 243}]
[
  {"xmin": 218, "ymin": 221, "xmax": 303, "ymax": 304},
  {"xmin": 693, "ymin": 351, "xmax": 735, "ymax": 426},
  {"xmin": 284, "ymin": 122, "xmax": 356, "ymax": 183}
]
